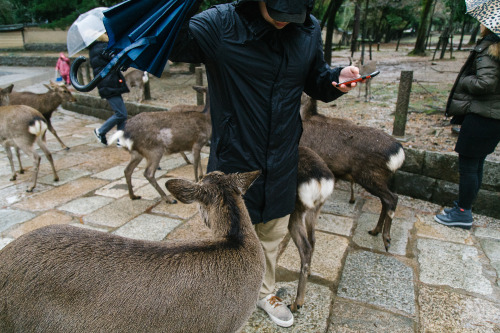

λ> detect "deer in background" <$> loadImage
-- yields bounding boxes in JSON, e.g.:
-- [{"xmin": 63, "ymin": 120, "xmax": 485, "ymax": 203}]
[
  {"xmin": 7, "ymin": 81, "xmax": 76, "ymax": 150},
  {"xmin": 299, "ymin": 94, "xmax": 405, "ymax": 251},
  {"xmin": 124, "ymin": 69, "xmax": 149, "ymax": 102},
  {"xmin": 109, "ymin": 86, "xmax": 211, "ymax": 204},
  {"xmin": 348, "ymin": 56, "xmax": 377, "ymax": 102},
  {"xmin": 0, "ymin": 170, "xmax": 265, "ymax": 333},
  {"xmin": 278, "ymin": 146, "xmax": 334, "ymax": 312},
  {"xmin": 0, "ymin": 85, "xmax": 59, "ymax": 192}
]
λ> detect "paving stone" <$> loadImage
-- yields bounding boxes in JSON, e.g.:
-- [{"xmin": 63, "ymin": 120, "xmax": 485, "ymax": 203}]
[
  {"xmin": 113, "ymin": 214, "xmax": 182, "ymax": 241},
  {"xmin": 165, "ymin": 214, "xmax": 212, "ymax": 241},
  {"xmin": 5, "ymin": 210, "xmax": 73, "ymax": 238},
  {"xmin": 475, "ymin": 227, "xmax": 500, "ymax": 240},
  {"xmin": 414, "ymin": 213, "xmax": 474, "ymax": 245},
  {"xmin": 83, "ymin": 197, "xmax": 155, "ymax": 229},
  {"xmin": 278, "ymin": 231, "xmax": 349, "ymax": 282},
  {"xmin": 94, "ymin": 178, "xmax": 148, "ymax": 199},
  {"xmin": 38, "ymin": 168, "xmax": 91, "ymax": 186},
  {"xmin": 13, "ymin": 177, "xmax": 109, "ymax": 212},
  {"xmin": 352, "ymin": 213, "xmax": 412, "ymax": 256},
  {"xmin": 151, "ymin": 200, "xmax": 199, "ymax": 220},
  {"xmin": 417, "ymin": 238, "xmax": 493, "ymax": 295},
  {"xmin": 0, "ymin": 236, "xmax": 14, "ymax": 250},
  {"xmin": 241, "ymin": 281, "xmax": 332, "ymax": 333},
  {"xmin": 92, "ymin": 165, "xmax": 127, "ymax": 180},
  {"xmin": 398, "ymin": 194, "xmax": 442, "ymax": 214},
  {"xmin": 316, "ymin": 213, "xmax": 353, "ymax": 236},
  {"xmin": 328, "ymin": 298, "xmax": 415, "ymax": 332},
  {"xmin": 322, "ymin": 190, "xmax": 357, "ymax": 217},
  {"xmin": 76, "ymin": 148, "xmax": 130, "ymax": 173},
  {"xmin": 69, "ymin": 222, "xmax": 110, "ymax": 233},
  {"xmin": 0, "ymin": 182, "xmax": 53, "ymax": 207},
  {"xmin": 0, "ymin": 209, "xmax": 36, "ymax": 233},
  {"xmin": 58, "ymin": 196, "xmax": 114, "ymax": 215},
  {"xmin": 133, "ymin": 183, "xmax": 167, "ymax": 201},
  {"xmin": 337, "ymin": 251, "xmax": 415, "ymax": 315},
  {"xmin": 166, "ymin": 157, "xmax": 209, "ymax": 181},
  {"xmin": 418, "ymin": 285, "xmax": 500, "ymax": 332},
  {"xmin": 479, "ymin": 238, "xmax": 500, "ymax": 287},
  {"xmin": 362, "ymin": 197, "xmax": 416, "ymax": 221}
]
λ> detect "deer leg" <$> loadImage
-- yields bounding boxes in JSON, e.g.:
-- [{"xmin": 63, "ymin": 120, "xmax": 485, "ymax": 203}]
[
  {"xmin": 143, "ymin": 153, "xmax": 177, "ymax": 204},
  {"xmin": 124, "ymin": 151, "xmax": 143, "ymax": 200},
  {"xmin": 18, "ymin": 143, "xmax": 41, "ymax": 192},
  {"xmin": 192, "ymin": 144, "xmax": 203, "ymax": 181},
  {"xmin": 36, "ymin": 137, "xmax": 59, "ymax": 182},
  {"xmin": 289, "ymin": 210, "xmax": 312, "ymax": 312},
  {"xmin": 180, "ymin": 152, "xmax": 192, "ymax": 164},
  {"xmin": 368, "ymin": 190, "xmax": 398, "ymax": 251},
  {"xmin": 15, "ymin": 147, "xmax": 24, "ymax": 174},
  {"xmin": 349, "ymin": 179, "xmax": 355, "ymax": 204},
  {"xmin": 46, "ymin": 121, "xmax": 68, "ymax": 150},
  {"xmin": 4, "ymin": 145, "xmax": 17, "ymax": 181}
]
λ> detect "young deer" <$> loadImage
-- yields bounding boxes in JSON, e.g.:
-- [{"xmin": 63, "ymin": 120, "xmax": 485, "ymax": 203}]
[
  {"xmin": 0, "ymin": 170, "xmax": 265, "ymax": 333},
  {"xmin": 299, "ymin": 94, "xmax": 404, "ymax": 251},
  {"xmin": 0, "ymin": 85, "xmax": 59, "ymax": 192},
  {"xmin": 124, "ymin": 69, "xmax": 149, "ymax": 102},
  {"xmin": 278, "ymin": 146, "xmax": 334, "ymax": 312},
  {"xmin": 109, "ymin": 86, "xmax": 211, "ymax": 204},
  {"xmin": 8, "ymin": 81, "xmax": 76, "ymax": 150},
  {"xmin": 348, "ymin": 56, "xmax": 377, "ymax": 102}
]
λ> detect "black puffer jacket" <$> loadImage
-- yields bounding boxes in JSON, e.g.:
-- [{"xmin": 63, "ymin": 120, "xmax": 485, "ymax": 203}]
[
  {"xmin": 170, "ymin": 0, "xmax": 344, "ymax": 224},
  {"xmin": 88, "ymin": 41, "xmax": 129, "ymax": 99}
]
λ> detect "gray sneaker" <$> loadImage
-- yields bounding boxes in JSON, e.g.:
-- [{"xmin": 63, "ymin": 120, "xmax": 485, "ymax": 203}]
[
  {"xmin": 434, "ymin": 207, "xmax": 473, "ymax": 230},
  {"xmin": 442, "ymin": 200, "xmax": 459, "ymax": 214},
  {"xmin": 93, "ymin": 128, "xmax": 108, "ymax": 146},
  {"xmin": 257, "ymin": 294, "xmax": 294, "ymax": 327}
]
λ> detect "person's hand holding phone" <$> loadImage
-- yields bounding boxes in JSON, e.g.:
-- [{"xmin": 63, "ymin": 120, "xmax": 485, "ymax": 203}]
[{"xmin": 333, "ymin": 66, "xmax": 360, "ymax": 92}]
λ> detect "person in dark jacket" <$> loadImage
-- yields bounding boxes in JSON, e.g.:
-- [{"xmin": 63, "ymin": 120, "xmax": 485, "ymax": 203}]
[
  {"xmin": 435, "ymin": 23, "xmax": 500, "ymax": 230},
  {"xmin": 170, "ymin": 0, "xmax": 360, "ymax": 327},
  {"xmin": 89, "ymin": 33, "xmax": 130, "ymax": 146}
]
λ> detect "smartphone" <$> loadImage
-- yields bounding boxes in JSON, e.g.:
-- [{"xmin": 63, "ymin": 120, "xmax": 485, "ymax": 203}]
[{"xmin": 335, "ymin": 70, "xmax": 380, "ymax": 87}]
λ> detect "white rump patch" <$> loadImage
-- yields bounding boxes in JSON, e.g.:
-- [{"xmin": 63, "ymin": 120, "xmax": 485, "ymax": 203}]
[
  {"xmin": 298, "ymin": 178, "xmax": 334, "ymax": 209},
  {"xmin": 109, "ymin": 130, "xmax": 133, "ymax": 150},
  {"xmin": 159, "ymin": 128, "xmax": 173, "ymax": 146},
  {"xmin": 28, "ymin": 120, "xmax": 47, "ymax": 136},
  {"xmin": 387, "ymin": 147, "xmax": 405, "ymax": 172}
]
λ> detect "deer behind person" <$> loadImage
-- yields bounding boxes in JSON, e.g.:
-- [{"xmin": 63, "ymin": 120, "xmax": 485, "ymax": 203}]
[
  {"xmin": 124, "ymin": 69, "xmax": 149, "ymax": 102},
  {"xmin": 348, "ymin": 56, "xmax": 377, "ymax": 102},
  {"xmin": 8, "ymin": 81, "xmax": 76, "ymax": 149},
  {"xmin": 109, "ymin": 86, "xmax": 211, "ymax": 204},
  {"xmin": 0, "ymin": 170, "xmax": 265, "ymax": 333},
  {"xmin": 299, "ymin": 94, "xmax": 404, "ymax": 250},
  {"xmin": 0, "ymin": 85, "xmax": 59, "ymax": 192}
]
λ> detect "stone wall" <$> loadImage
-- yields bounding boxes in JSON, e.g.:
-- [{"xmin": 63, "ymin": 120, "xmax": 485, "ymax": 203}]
[{"xmin": 63, "ymin": 93, "xmax": 500, "ymax": 219}]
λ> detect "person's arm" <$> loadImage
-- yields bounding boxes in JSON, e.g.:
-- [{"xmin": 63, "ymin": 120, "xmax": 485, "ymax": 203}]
[
  {"xmin": 303, "ymin": 18, "xmax": 357, "ymax": 101},
  {"xmin": 460, "ymin": 52, "xmax": 500, "ymax": 95}
]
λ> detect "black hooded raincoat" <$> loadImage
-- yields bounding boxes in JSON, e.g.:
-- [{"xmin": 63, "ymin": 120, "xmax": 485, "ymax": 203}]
[{"xmin": 170, "ymin": 0, "xmax": 344, "ymax": 224}]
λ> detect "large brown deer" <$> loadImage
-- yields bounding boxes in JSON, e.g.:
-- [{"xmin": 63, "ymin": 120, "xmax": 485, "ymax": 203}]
[
  {"xmin": 278, "ymin": 146, "xmax": 334, "ymax": 312},
  {"xmin": 0, "ymin": 85, "xmax": 59, "ymax": 192},
  {"xmin": 8, "ymin": 81, "xmax": 76, "ymax": 150},
  {"xmin": 0, "ymin": 170, "xmax": 264, "ymax": 333},
  {"xmin": 299, "ymin": 94, "xmax": 405, "ymax": 251},
  {"xmin": 109, "ymin": 86, "xmax": 211, "ymax": 204}
]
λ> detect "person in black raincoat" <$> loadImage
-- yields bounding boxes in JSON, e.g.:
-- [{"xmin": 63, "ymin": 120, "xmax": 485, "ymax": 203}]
[
  {"xmin": 170, "ymin": 0, "xmax": 360, "ymax": 326},
  {"xmin": 89, "ymin": 33, "xmax": 130, "ymax": 146}
]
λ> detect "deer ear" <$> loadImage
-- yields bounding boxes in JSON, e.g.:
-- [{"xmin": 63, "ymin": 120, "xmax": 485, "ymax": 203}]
[
  {"xmin": 234, "ymin": 170, "xmax": 261, "ymax": 195},
  {"xmin": 4, "ymin": 84, "xmax": 13, "ymax": 93},
  {"xmin": 165, "ymin": 178, "xmax": 199, "ymax": 204}
]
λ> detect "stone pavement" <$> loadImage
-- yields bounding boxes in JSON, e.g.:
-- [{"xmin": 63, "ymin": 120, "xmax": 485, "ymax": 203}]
[{"xmin": 0, "ymin": 77, "xmax": 499, "ymax": 332}]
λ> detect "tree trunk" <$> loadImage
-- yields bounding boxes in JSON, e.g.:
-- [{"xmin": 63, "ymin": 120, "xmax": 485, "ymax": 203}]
[
  {"xmin": 458, "ymin": 18, "xmax": 466, "ymax": 50},
  {"xmin": 323, "ymin": 0, "xmax": 344, "ymax": 65},
  {"xmin": 468, "ymin": 22, "xmax": 480, "ymax": 45},
  {"xmin": 350, "ymin": 0, "xmax": 362, "ymax": 57},
  {"xmin": 410, "ymin": 0, "xmax": 434, "ymax": 55}
]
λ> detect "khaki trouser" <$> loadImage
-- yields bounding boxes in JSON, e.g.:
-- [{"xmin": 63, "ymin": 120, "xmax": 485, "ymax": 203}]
[{"xmin": 254, "ymin": 215, "xmax": 290, "ymax": 299}]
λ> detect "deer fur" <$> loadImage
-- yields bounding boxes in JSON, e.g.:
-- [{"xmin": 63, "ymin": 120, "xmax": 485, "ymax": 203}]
[
  {"xmin": 124, "ymin": 69, "xmax": 149, "ymax": 102},
  {"xmin": 299, "ymin": 94, "xmax": 405, "ymax": 251},
  {"xmin": 348, "ymin": 57, "xmax": 377, "ymax": 102},
  {"xmin": 0, "ymin": 170, "xmax": 265, "ymax": 333},
  {"xmin": 278, "ymin": 146, "xmax": 334, "ymax": 312},
  {"xmin": 7, "ymin": 81, "xmax": 76, "ymax": 149},
  {"xmin": 0, "ymin": 85, "xmax": 59, "ymax": 192},
  {"xmin": 109, "ymin": 86, "xmax": 211, "ymax": 204}
]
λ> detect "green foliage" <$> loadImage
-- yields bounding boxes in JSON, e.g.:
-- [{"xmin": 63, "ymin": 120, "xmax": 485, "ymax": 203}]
[{"xmin": 0, "ymin": 0, "xmax": 15, "ymax": 24}]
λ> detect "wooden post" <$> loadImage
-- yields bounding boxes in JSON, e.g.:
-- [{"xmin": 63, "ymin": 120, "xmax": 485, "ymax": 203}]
[
  {"xmin": 392, "ymin": 71, "xmax": 413, "ymax": 137},
  {"xmin": 195, "ymin": 66, "xmax": 204, "ymax": 105}
]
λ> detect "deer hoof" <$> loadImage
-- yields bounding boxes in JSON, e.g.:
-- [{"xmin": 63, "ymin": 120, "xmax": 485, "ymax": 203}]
[
  {"xmin": 130, "ymin": 195, "xmax": 141, "ymax": 200},
  {"xmin": 384, "ymin": 238, "xmax": 391, "ymax": 252},
  {"xmin": 19, "ymin": 169, "xmax": 24, "ymax": 174},
  {"xmin": 368, "ymin": 229, "xmax": 379, "ymax": 236},
  {"xmin": 54, "ymin": 177, "xmax": 59, "ymax": 182},
  {"xmin": 64, "ymin": 147, "xmax": 70, "ymax": 151},
  {"xmin": 26, "ymin": 187, "xmax": 34, "ymax": 192},
  {"xmin": 10, "ymin": 175, "xmax": 17, "ymax": 181}
]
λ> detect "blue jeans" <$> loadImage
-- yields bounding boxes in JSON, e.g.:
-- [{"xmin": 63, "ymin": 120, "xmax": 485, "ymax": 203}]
[{"xmin": 99, "ymin": 95, "xmax": 127, "ymax": 136}]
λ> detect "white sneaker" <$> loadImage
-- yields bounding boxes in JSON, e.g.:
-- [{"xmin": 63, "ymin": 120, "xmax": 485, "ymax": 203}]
[{"xmin": 257, "ymin": 294, "xmax": 294, "ymax": 327}]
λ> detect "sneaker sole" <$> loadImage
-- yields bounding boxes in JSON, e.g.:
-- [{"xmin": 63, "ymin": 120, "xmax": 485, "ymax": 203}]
[
  {"xmin": 257, "ymin": 306, "xmax": 294, "ymax": 328},
  {"xmin": 434, "ymin": 216, "xmax": 472, "ymax": 230}
]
